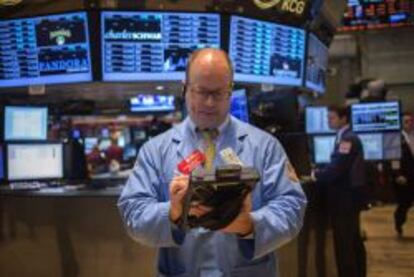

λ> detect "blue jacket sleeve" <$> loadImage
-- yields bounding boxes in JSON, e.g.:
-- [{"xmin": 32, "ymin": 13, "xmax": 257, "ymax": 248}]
[
  {"xmin": 117, "ymin": 140, "xmax": 185, "ymax": 247},
  {"xmin": 239, "ymin": 139, "xmax": 307, "ymax": 259}
]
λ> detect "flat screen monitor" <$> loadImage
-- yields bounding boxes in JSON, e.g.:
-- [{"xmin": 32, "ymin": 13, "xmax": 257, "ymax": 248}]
[
  {"xmin": 305, "ymin": 33, "xmax": 329, "ymax": 94},
  {"xmin": 230, "ymin": 89, "xmax": 249, "ymax": 123},
  {"xmin": 305, "ymin": 106, "xmax": 334, "ymax": 134},
  {"xmin": 0, "ymin": 11, "xmax": 92, "ymax": 87},
  {"xmin": 358, "ymin": 132, "xmax": 401, "ymax": 160},
  {"xmin": 351, "ymin": 101, "xmax": 401, "ymax": 132},
  {"xmin": 358, "ymin": 133, "xmax": 383, "ymax": 161},
  {"xmin": 313, "ymin": 135, "xmax": 336, "ymax": 164},
  {"xmin": 130, "ymin": 94, "xmax": 175, "ymax": 113},
  {"xmin": 131, "ymin": 127, "xmax": 147, "ymax": 143},
  {"xmin": 84, "ymin": 137, "xmax": 98, "ymax": 154},
  {"xmin": 0, "ymin": 145, "xmax": 4, "ymax": 180},
  {"xmin": 229, "ymin": 15, "xmax": 305, "ymax": 85},
  {"xmin": 98, "ymin": 139, "xmax": 111, "ymax": 151},
  {"xmin": 101, "ymin": 11, "xmax": 221, "ymax": 81},
  {"xmin": 7, "ymin": 143, "xmax": 63, "ymax": 181},
  {"xmin": 123, "ymin": 144, "xmax": 137, "ymax": 161},
  {"xmin": 4, "ymin": 106, "xmax": 48, "ymax": 141}
]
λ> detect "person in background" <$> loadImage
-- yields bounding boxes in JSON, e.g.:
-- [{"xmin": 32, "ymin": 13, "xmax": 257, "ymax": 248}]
[
  {"xmin": 117, "ymin": 48, "xmax": 307, "ymax": 276},
  {"xmin": 393, "ymin": 112, "xmax": 414, "ymax": 236},
  {"xmin": 313, "ymin": 105, "xmax": 367, "ymax": 277}
]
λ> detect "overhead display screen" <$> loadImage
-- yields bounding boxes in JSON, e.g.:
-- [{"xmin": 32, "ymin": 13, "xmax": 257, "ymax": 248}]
[
  {"xmin": 101, "ymin": 11, "xmax": 221, "ymax": 81},
  {"xmin": 0, "ymin": 12, "xmax": 92, "ymax": 87},
  {"xmin": 230, "ymin": 89, "xmax": 249, "ymax": 123},
  {"xmin": 339, "ymin": 0, "xmax": 414, "ymax": 31},
  {"xmin": 129, "ymin": 94, "xmax": 175, "ymax": 113},
  {"xmin": 229, "ymin": 15, "xmax": 305, "ymax": 86},
  {"xmin": 351, "ymin": 101, "xmax": 401, "ymax": 132},
  {"xmin": 305, "ymin": 33, "xmax": 329, "ymax": 94}
]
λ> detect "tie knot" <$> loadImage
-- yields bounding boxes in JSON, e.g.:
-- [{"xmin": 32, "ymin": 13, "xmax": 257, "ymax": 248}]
[{"xmin": 201, "ymin": 128, "xmax": 219, "ymax": 142}]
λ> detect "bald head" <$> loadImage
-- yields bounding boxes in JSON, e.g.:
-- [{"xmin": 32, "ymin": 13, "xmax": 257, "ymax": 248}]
[
  {"xmin": 184, "ymin": 48, "xmax": 234, "ymax": 129},
  {"xmin": 185, "ymin": 48, "xmax": 233, "ymax": 85}
]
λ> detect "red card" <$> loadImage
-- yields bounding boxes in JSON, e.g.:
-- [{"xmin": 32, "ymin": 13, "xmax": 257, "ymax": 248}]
[{"xmin": 177, "ymin": 150, "xmax": 206, "ymax": 175}]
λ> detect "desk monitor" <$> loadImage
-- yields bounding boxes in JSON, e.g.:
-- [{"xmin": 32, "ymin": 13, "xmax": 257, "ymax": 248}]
[
  {"xmin": 351, "ymin": 101, "xmax": 401, "ymax": 132},
  {"xmin": 305, "ymin": 106, "xmax": 334, "ymax": 134},
  {"xmin": 7, "ymin": 143, "xmax": 63, "ymax": 181},
  {"xmin": 84, "ymin": 137, "xmax": 98, "ymax": 154},
  {"xmin": 229, "ymin": 15, "xmax": 305, "ymax": 85},
  {"xmin": 305, "ymin": 33, "xmax": 328, "ymax": 94},
  {"xmin": 358, "ymin": 133, "xmax": 383, "ymax": 161},
  {"xmin": 313, "ymin": 135, "xmax": 336, "ymax": 164},
  {"xmin": 4, "ymin": 106, "xmax": 48, "ymax": 141},
  {"xmin": 230, "ymin": 89, "xmax": 249, "ymax": 123},
  {"xmin": 0, "ymin": 11, "xmax": 92, "ymax": 87},
  {"xmin": 129, "ymin": 94, "xmax": 175, "ymax": 113},
  {"xmin": 383, "ymin": 132, "xmax": 401, "ymax": 160},
  {"xmin": 101, "ymin": 11, "xmax": 221, "ymax": 81}
]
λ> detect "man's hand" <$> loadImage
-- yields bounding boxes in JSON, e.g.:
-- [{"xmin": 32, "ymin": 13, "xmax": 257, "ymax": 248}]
[
  {"xmin": 220, "ymin": 193, "xmax": 253, "ymax": 236},
  {"xmin": 169, "ymin": 175, "xmax": 190, "ymax": 222}
]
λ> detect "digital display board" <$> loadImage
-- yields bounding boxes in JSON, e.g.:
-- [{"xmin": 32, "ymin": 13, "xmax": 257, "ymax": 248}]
[
  {"xmin": 339, "ymin": 0, "xmax": 414, "ymax": 31},
  {"xmin": 305, "ymin": 106, "xmax": 335, "ymax": 134},
  {"xmin": 129, "ymin": 94, "xmax": 175, "ymax": 113},
  {"xmin": 305, "ymin": 33, "xmax": 329, "ymax": 94},
  {"xmin": 351, "ymin": 101, "xmax": 401, "ymax": 132},
  {"xmin": 101, "ymin": 11, "xmax": 221, "ymax": 81},
  {"xmin": 229, "ymin": 15, "xmax": 305, "ymax": 86},
  {"xmin": 230, "ymin": 89, "xmax": 249, "ymax": 123},
  {"xmin": 4, "ymin": 106, "xmax": 48, "ymax": 141},
  {"xmin": 0, "ymin": 12, "xmax": 92, "ymax": 87}
]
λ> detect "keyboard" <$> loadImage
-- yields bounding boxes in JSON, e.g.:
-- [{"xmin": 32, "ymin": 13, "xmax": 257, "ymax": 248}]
[{"xmin": 9, "ymin": 181, "xmax": 48, "ymax": 191}]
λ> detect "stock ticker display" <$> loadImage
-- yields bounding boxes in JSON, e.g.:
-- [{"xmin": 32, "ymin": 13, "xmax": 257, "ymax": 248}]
[
  {"xmin": 305, "ymin": 33, "xmax": 328, "ymax": 94},
  {"xmin": 339, "ymin": 0, "xmax": 414, "ymax": 31},
  {"xmin": 101, "ymin": 11, "xmax": 221, "ymax": 81},
  {"xmin": 229, "ymin": 15, "xmax": 305, "ymax": 86},
  {"xmin": 0, "ymin": 12, "xmax": 92, "ymax": 87}
]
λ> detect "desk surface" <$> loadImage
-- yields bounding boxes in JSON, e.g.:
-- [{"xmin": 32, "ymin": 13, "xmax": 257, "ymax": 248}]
[{"xmin": 0, "ymin": 184, "xmax": 124, "ymax": 198}]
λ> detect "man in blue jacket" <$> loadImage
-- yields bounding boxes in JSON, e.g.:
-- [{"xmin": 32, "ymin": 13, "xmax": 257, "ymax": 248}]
[
  {"xmin": 118, "ymin": 48, "xmax": 307, "ymax": 276},
  {"xmin": 314, "ymin": 105, "xmax": 367, "ymax": 277}
]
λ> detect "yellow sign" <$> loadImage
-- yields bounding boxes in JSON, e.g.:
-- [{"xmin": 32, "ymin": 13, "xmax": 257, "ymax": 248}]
[
  {"xmin": 253, "ymin": 0, "xmax": 306, "ymax": 16},
  {"xmin": 253, "ymin": 0, "xmax": 281, "ymax": 10}
]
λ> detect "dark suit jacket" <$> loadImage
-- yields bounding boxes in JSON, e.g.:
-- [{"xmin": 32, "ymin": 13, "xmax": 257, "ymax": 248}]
[{"xmin": 315, "ymin": 126, "xmax": 367, "ymax": 209}]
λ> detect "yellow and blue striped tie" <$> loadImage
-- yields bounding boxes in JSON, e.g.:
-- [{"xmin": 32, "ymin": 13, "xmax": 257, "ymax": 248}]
[{"xmin": 201, "ymin": 129, "xmax": 218, "ymax": 171}]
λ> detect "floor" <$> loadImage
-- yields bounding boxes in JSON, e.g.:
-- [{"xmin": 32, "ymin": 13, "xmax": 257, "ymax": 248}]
[{"xmin": 363, "ymin": 205, "xmax": 414, "ymax": 277}]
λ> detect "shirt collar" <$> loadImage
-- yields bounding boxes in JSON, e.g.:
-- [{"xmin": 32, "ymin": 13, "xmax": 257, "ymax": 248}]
[
  {"xmin": 337, "ymin": 124, "xmax": 350, "ymax": 141},
  {"xmin": 187, "ymin": 115, "xmax": 230, "ymax": 138}
]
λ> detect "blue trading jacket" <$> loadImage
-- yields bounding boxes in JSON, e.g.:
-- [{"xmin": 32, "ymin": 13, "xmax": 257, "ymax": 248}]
[{"xmin": 118, "ymin": 116, "xmax": 307, "ymax": 277}]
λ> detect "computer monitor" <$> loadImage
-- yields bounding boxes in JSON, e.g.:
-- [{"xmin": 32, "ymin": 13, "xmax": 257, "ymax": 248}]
[
  {"xmin": 98, "ymin": 139, "xmax": 111, "ymax": 151},
  {"xmin": 383, "ymin": 132, "xmax": 401, "ymax": 160},
  {"xmin": 129, "ymin": 94, "xmax": 175, "ymax": 113},
  {"xmin": 229, "ymin": 15, "xmax": 306, "ymax": 85},
  {"xmin": 358, "ymin": 133, "xmax": 383, "ymax": 161},
  {"xmin": 4, "ymin": 106, "xmax": 48, "ymax": 141},
  {"xmin": 313, "ymin": 135, "xmax": 336, "ymax": 164},
  {"xmin": 230, "ymin": 89, "xmax": 250, "ymax": 123},
  {"xmin": 123, "ymin": 144, "xmax": 137, "ymax": 161},
  {"xmin": 0, "ymin": 11, "xmax": 92, "ymax": 87},
  {"xmin": 7, "ymin": 143, "xmax": 63, "ymax": 181},
  {"xmin": 351, "ymin": 101, "xmax": 401, "ymax": 133},
  {"xmin": 131, "ymin": 127, "xmax": 147, "ymax": 143},
  {"xmin": 358, "ymin": 132, "xmax": 401, "ymax": 161},
  {"xmin": 305, "ymin": 33, "xmax": 329, "ymax": 94},
  {"xmin": 101, "ymin": 11, "xmax": 221, "ymax": 81},
  {"xmin": 84, "ymin": 137, "xmax": 98, "ymax": 154},
  {"xmin": 305, "ymin": 106, "xmax": 334, "ymax": 134},
  {"xmin": 0, "ymin": 145, "xmax": 4, "ymax": 180}
]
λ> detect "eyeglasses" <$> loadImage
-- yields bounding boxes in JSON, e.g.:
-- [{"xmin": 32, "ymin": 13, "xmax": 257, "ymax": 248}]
[{"xmin": 188, "ymin": 84, "xmax": 233, "ymax": 102}]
